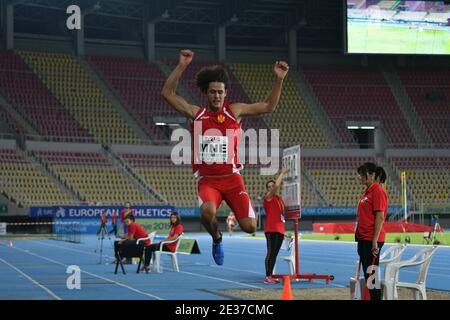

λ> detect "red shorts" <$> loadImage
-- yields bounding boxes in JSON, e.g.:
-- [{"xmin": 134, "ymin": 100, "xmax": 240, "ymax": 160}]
[{"xmin": 198, "ymin": 173, "xmax": 256, "ymax": 220}]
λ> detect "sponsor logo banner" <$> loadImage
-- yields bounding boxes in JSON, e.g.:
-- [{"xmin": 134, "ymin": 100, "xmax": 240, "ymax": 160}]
[{"xmin": 30, "ymin": 206, "xmax": 175, "ymax": 219}]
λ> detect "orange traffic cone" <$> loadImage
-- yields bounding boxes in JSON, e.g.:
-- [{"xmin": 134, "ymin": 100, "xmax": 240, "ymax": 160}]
[
  {"xmin": 282, "ymin": 276, "xmax": 293, "ymax": 300},
  {"xmin": 363, "ymin": 257, "xmax": 377, "ymax": 300},
  {"xmin": 362, "ymin": 284, "xmax": 371, "ymax": 300}
]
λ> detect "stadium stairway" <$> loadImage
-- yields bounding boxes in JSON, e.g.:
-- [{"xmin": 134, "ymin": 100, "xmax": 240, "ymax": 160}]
[
  {"xmin": 1, "ymin": 148, "xmax": 79, "ymax": 207},
  {"xmin": 157, "ymin": 61, "xmax": 201, "ymax": 115},
  {"xmin": 376, "ymin": 156, "xmax": 403, "ymax": 206},
  {"xmin": 18, "ymin": 51, "xmax": 140, "ymax": 145},
  {"xmin": 0, "ymin": 95, "xmax": 39, "ymax": 138},
  {"xmin": 0, "ymin": 192, "xmax": 27, "ymax": 215},
  {"xmin": 105, "ymin": 148, "xmax": 167, "ymax": 204},
  {"xmin": 0, "ymin": 106, "xmax": 20, "ymax": 138},
  {"xmin": 102, "ymin": 148, "xmax": 163, "ymax": 204},
  {"xmin": 76, "ymin": 57, "xmax": 150, "ymax": 143},
  {"xmin": 25, "ymin": 150, "xmax": 82, "ymax": 204},
  {"xmin": 293, "ymin": 69, "xmax": 341, "ymax": 148},
  {"xmin": 381, "ymin": 65, "xmax": 432, "ymax": 146},
  {"xmin": 230, "ymin": 63, "xmax": 329, "ymax": 148},
  {"xmin": 155, "ymin": 61, "xmax": 198, "ymax": 134},
  {"xmin": 302, "ymin": 167, "xmax": 330, "ymax": 206}
]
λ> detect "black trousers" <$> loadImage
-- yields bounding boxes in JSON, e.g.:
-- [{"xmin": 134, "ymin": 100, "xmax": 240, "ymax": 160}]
[
  {"xmin": 264, "ymin": 232, "xmax": 284, "ymax": 277},
  {"xmin": 357, "ymin": 240, "xmax": 384, "ymax": 300},
  {"xmin": 143, "ymin": 243, "xmax": 171, "ymax": 267},
  {"xmin": 114, "ymin": 240, "xmax": 141, "ymax": 257},
  {"xmin": 109, "ymin": 223, "xmax": 117, "ymax": 236},
  {"xmin": 96, "ymin": 222, "xmax": 107, "ymax": 235}
]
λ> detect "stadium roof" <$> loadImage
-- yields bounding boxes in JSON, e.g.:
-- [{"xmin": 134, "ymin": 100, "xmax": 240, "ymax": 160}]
[{"xmin": 11, "ymin": 0, "xmax": 343, "ymax": 51}]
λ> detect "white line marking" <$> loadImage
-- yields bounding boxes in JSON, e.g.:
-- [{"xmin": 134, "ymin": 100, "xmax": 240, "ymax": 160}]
[
  {"xmin": 36, "ymin": 240, "xmax": 116, "ymax": 260},
  {"xmin": 204, "ymin": 263, "xmax": 346, "ymax": 288},
  {"xmin": 179, "ymin": 270, "xmax": 263, "ymax": 289},
  {"xmin": 0, "ymin": 257, "xmax": 62, "ymax": 300},
  {"xmin": 36, "ymin": 240, "xmax": 266, "ymax": 291},
  {"xmin": 9, "ymin": 245, "xmax": 163, "ymax": 300}
]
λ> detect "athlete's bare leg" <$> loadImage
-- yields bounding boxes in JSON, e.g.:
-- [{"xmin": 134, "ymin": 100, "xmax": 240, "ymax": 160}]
[
  {"xmin": 237, "ymin": 217, "xmax": 257, "ymax": 234},
  {"xmin": 200, "ymin": 201, "xmax": 221, "ymax": 242}
]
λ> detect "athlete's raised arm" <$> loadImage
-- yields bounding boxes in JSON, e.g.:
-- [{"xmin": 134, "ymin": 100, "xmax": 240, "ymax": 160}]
[
  {"xmin": 161, "ymin": 50, "xmax": 201, "ymax": 119},
  {"xmin": 231, "ymin": 61, "xmax": 289, "ymax": 119}
]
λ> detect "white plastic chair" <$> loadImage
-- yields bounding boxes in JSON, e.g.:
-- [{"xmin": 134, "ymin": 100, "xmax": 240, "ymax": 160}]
[
  {"xmin": 153, "ymin": 233, "xmax": 184, "ymax": 273},
  {"xmin": 383, "ymin": 246, "xmax": 438, "ymax": 300},
  {"xmin": 349, "ymin": 245, "xmax": 407, "ymax": 300},
  {"xmin": 273, "ymin": 236, "xmax": 296, "ymax": 275},
  {"xmin": 380, "ymin": 244, "xmax": 407, "ymax": 265},
  {"xmin": 349, "ymin": 260, "xmax": 365, "ymax": 300},
  {"xmin": 379, "ymin": 244, "xmax": 407, "ymax": 299},
  {"xmin": 136, "ymin": 231, "xmax": 156, "ymax": 245}
]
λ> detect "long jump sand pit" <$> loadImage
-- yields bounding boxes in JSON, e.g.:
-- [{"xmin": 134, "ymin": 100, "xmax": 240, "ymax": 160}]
[{"xmin": 222, "ymin": 287, "xmax": 450, "ymax": 300}]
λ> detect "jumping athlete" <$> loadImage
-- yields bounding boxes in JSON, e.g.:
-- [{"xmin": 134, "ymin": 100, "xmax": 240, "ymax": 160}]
[{"xmin": 162, "ymin": 49, "xmax": 289, "ymax": 265}]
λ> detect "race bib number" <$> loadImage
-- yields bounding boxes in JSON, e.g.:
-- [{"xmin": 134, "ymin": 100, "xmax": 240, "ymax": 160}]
[{"xmin": 199, "ymin": 135, "xmax": 228, "ymax": 163}]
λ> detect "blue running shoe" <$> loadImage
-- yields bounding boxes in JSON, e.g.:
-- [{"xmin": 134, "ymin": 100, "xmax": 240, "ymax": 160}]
[{"xmin": 212, "ymin": 241, "xmax": 224, "ymax": 265}]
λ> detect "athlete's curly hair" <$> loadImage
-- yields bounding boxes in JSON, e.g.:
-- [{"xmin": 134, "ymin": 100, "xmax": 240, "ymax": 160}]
[{"xmin": 195, "ymin": 65, "xmax": 229, "ymax": 94}]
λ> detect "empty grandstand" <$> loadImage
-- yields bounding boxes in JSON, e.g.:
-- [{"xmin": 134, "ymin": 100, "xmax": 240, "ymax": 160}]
[{"xmin": 0, "ymin": 0, "xmax": 448, "ymax": 233}]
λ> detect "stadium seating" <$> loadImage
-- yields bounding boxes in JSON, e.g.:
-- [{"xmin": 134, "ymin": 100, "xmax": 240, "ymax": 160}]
[
  {"xmin": 118, "ymin": 153, "xmax": 197, "ymax": 207},
  {"xmin": 118, "ymin": 152, "xmax": 318, "ymax": 207},
  {"xmin": 396, "ymin": 68, "xmax": 450, "ymax": 147},
  {"xmin": 88, "ymin": 56, "xmax": 170, "ymax": 142},
  {"xmin": 0, "ymin": 148, "xmax": 77, "ymax": 207},
  {"xmin": 390, "ymin": 157, "xmax": 450, "ymax": 205},
  {"xmin": 302, "ymin": 65, "xmax": 417, "ymax": 148},
  {"xmin": 1, "ymin": 49, "xmax": 447, "ymax": 214},
  {"xmin": 425, "ymin": 12, "xmax": 450, "ymax": 23},
  {"xmin": 0, "ymin": 104, "xmax": 29, "ymax": 138},
  {"xmin": 231, "ymin": 64, "xmax": 329, "ymax": 148},
  {"xmin": 303, "ymin": 157, "xmax": 401, "ymax": 206},
  {"xmin": 33, "ymin": 150, "xmax": 157, "ymax": 205},
  {"xmin": 377, "ymin": 1, "xmax": 397, "ymax": 10},
  {"xmin": 392, "ymin": 11, "xmax": 427, "ymax": 21},
  {"xmin": 18, "ymin": 51, "xmax": 139, "ymax": 145},
  {"xmin": 0, "ymin": 50, "xmax": 91, "ymax": 140}
]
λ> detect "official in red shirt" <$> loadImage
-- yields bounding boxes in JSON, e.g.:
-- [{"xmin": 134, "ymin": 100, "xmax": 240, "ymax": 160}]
[
  {"xmin": 356, "ymin": 162, "xmax": 388, "ymax": 300},
  {"xmin": 263, "ymin": 168, "xmax": 289, "ymax": 284},
  {"xmin": 96, "ymin": 211, "xmax": 108, "ymax": 238},
  {"xmin": 140, "ymin": 212, "xmax": 184, "ymax": 273},
  {"xmin": 120, "ymin": 202, "xmax": 135, "ymax": 234},
  {"xmin": 114, "ymin": 215, "xmax": 150, "ymax": 266},
  {"xmin": 109, "ymin": 212, "xmax": 118, "ymax": 236}
]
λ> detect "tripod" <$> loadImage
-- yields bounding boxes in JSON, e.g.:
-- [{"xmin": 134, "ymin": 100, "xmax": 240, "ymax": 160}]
[{"xmin": 95, "ymin": 223, "xmax": 112, "ymax": 264}]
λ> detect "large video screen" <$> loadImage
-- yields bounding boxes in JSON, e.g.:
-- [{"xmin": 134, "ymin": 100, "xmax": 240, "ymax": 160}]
[{"xmin": 346, "ymin": 1, "xmax": 450, "ymax": 54}]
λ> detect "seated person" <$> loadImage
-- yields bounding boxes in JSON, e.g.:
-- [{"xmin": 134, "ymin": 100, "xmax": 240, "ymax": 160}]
[
  {"xmin": 140, "ymin": 212, "xmax": 184, "ymax": 273},
  {"xmin": 114, "ymin": 214, "xmax": 150, "ymax": 264}
]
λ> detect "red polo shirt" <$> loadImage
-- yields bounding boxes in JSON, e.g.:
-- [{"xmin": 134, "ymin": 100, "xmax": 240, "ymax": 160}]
[
  {"xmin": 264, "ymin": 194, "xmax": 285, "ymax": 235},
  {"xmin": 356, "ymin": 182, "xmax": 388, "ymax": 242},
  {"xmin": 165, "ymin": 224, "xmax": 183, "ymax": 252},
  {"xmin": 127, "ymin": 222, "xmax": 150, "ymax": 246}
]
